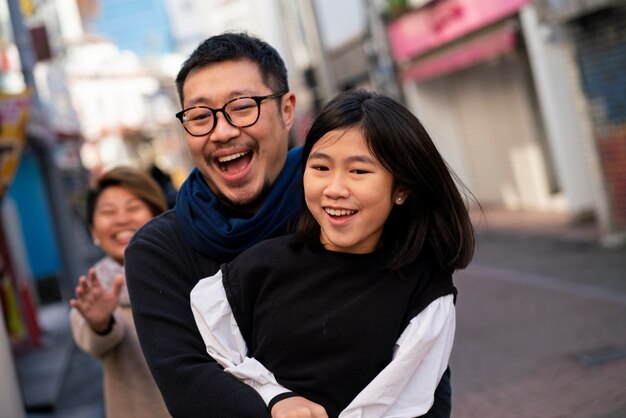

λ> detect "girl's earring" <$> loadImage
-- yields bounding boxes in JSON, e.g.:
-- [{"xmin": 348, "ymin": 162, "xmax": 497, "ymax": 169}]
[
  {"xmin": 396, "ymin": 195, "xmax": 404, "ymax": 203},
  {"xmin": 93, "ymin": 238, "xmax": 100, "ymax": 246}
]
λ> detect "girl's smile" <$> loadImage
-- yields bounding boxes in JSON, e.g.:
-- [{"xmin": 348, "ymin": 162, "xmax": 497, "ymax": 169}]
[{"xmin": 304, "ymin": 128, "xmax": 405, "ymax": 254}]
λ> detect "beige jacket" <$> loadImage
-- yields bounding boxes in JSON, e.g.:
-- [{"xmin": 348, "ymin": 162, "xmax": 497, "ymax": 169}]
[{"xmin": 69, "ymin": 257, "xmax": 170, "ymax": 418}]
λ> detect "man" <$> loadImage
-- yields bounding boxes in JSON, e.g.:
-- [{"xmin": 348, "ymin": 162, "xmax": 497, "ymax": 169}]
[
  {"xmin": 125, "ymin": 32, "xmax": 313, "ymax": 417},
  {"xmin": 125, "ymin": 33, "xmax": 451, "ymax": 418}
]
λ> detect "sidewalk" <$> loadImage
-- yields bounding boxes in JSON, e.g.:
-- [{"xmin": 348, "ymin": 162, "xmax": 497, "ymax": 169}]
[
  {"xmin": 451, "ymin": 208, "xmax": 626, "ymax": 418},
  {"xmin": 11, "ymin": 212, "xmax": 106, "ymax": 418},
  {"xmin": 14, "ymin": 303, "xmax": 104, "ymax": 418}
]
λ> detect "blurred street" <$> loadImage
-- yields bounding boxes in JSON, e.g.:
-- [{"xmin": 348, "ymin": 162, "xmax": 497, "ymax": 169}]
[
  {"xmin": 11, "ymin": 208, "xmax": 626, "ymax": 418},
  {"xmin": 1, "ymin": 1, "xmax": 625, "ymax": 417},
  {"xmin": 451, "ymin": 209, "xmax": 626, "ymax": 418},
  {"xmin": 16, "ymin": 303, "xmax": 104, "ymax": 418}
]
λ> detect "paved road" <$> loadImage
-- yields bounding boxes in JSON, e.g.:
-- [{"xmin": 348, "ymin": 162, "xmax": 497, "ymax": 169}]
[{"xmin": 450, "ymin": 212, "xmax": 626, "ymax": 418}]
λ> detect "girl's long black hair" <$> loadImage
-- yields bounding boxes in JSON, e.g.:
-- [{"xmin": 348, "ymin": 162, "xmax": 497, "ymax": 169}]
[{"xmin": 295, "ymin": 89, "xmax": 476, "ymax": 273}]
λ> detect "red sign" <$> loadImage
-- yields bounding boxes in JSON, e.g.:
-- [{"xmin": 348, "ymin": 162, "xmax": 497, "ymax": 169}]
[{"xmin": 388, "ymin": 0, "xmax": 529, "ymax": 61}]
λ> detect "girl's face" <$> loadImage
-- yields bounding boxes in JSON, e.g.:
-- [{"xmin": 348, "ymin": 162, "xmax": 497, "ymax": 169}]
[
  {"xmin": 91, "ymin": 186, "xmax": 154, "ymax": 264},
  {"xmin": 304, "ymin": 127, "xmax": 405, "ymax": 254}
]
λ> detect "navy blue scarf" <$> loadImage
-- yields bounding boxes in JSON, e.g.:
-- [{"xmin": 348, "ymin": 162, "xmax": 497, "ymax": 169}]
[{"xmin": 176, "ymin": 147, "xmax": 303, "ymax": 263}]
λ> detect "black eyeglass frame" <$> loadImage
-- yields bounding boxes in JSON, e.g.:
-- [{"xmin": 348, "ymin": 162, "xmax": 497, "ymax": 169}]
[{"xmin": 175, "ymin": 91, "xmax": 288, "ymax": 137}]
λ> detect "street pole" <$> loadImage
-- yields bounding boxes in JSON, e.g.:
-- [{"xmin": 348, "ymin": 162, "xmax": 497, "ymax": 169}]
[
  {"xmin": 363, "ymin": 0, "xmax": 402, "ymax": 100},
  {"xmin": 6, "ymin": 0, "xmax": 37, "ymax": 94},
  {"xmin": 299, "ymin": 0, "xmax": 336, "ymax": 107},
  {"xmin": 2, "ymin": 2, "xmax": 32, "ymax": 416},
  {"xmin": 6, "ymin": 0, "xmax": 87, "ymax": 303}
]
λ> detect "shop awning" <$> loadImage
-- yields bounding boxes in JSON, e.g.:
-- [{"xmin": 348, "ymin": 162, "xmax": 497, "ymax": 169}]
[
  {"xmin": 399, "ymin": 24, "xmax": 517, "ymax": 82},
  {"xmin": 387, "ymin": 0, "xmax": 528, "ymax": 61}
]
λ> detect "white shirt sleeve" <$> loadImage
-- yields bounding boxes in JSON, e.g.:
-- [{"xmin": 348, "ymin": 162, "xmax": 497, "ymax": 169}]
[
  {"xmin": 339, "ymin": 294, "xmax": 456, "ymax": 418},
  {"xmin": 190, "ymin": 270, "xmax": 292, "ymax": 405}
]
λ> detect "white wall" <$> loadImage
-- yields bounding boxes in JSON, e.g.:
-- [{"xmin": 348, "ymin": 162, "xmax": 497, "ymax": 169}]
[
  {"xmin": 404, "ymin": 50, "xmax": 564, "ymax": 211},
  {"xmin": 314, "ymin": 0, "xmax": 366, "ymax": 49},
  {"xmin": 519, "ymin": 5, "xmax": 597, "ymax": 215}
]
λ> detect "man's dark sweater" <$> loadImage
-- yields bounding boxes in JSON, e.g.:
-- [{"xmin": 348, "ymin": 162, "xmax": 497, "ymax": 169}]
[{"xmin": 125, "ymin": 210, "xmax": 272, "ymax": 417}]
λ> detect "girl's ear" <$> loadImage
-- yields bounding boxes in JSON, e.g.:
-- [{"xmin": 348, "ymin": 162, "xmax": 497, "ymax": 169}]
[{"xmin": 393, "ymin": 188, "xmax": 409, "ymax": 206}]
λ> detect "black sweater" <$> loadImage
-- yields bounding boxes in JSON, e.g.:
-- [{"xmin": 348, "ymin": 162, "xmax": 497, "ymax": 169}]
[
  {"xmin": 125, "ymin": 210, "xmax": 272, "ymax": 417},
  {"xmin": 223, "ymin": 235, "xmax": 456, "ymax": 418},
  {"xmin": 126, "ymin": 210, "xmax": 454, "ymax": 418}
]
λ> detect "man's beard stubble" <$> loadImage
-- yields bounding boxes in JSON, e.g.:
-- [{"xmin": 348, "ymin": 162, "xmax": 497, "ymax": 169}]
[{"xmin": 217, "ymin": 177, "xmax": 273, "ymax": 215}]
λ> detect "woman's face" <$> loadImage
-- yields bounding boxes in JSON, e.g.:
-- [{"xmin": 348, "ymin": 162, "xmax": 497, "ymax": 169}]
[
  {"xmin": 303, "ymin": 127, "xmax": 404, "ymax": 254},
  {"xmin": 91, "ymin": 186, "xmax": 154, "ymax": 264}
]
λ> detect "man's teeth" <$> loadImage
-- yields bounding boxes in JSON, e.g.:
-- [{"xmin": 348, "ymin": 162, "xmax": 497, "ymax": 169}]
[
  {"xmin": 218, "ymin": 152, "xmax": 247, "ymax": 163},
  {"xmin": 325, "ymin": 208, "xmax": 356, "ymax": 216}
]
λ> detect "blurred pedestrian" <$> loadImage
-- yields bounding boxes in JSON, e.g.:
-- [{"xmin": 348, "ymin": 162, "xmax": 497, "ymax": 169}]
[
  {"xmin": 69, "ymin": 166, "xmax": 170, "ymax": 418},
  {"xmin": 191, "ymin": 89, "xmax": 476, "ymax": 417}
]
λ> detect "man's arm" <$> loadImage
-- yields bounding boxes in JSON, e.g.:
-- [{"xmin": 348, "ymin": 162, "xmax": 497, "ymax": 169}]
[
  {"xmin": 191, "ymin": 268, "xmax": 328, "ymax": 418},
  {"xmin": 190, "ymin": 270, "xmax": 293, "ymax": 404},
  {"xmin": 125, "ymin": 214, "xmax": 270, "ymax": 417}
]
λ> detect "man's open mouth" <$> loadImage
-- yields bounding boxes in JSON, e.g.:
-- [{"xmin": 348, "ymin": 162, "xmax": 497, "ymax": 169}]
[{"xmin": 217, "ymin": 151, "xmax": 253, "ymax": 174}]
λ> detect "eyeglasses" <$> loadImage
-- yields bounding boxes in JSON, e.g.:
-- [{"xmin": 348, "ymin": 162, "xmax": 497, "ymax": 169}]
[{"xmin": 175, "ymin": 91, "xmax": 287, "ymax": 137}]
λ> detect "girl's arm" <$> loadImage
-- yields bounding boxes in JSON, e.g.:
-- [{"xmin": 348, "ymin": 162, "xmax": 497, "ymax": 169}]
[{"xmin": 339, "ymin": 294, "xmax": 456, "ymax": 418}]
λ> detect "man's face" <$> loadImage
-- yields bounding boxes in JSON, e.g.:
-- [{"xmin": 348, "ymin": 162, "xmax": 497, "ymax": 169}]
[{"xmin": 181, "ymin": 59, "xmax": 295, "ymax": 210}]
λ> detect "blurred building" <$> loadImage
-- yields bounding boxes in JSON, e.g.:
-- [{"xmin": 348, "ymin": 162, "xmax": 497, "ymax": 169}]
[
  {"xmin": 72, "ymin": 0, "xmax": 190, "ymax": 180},
  {"xmin": 0, "ymin": 0, "xmax": 191, "ymax": 413},
  {"xmin": 534, "ymin": 0, "xmax": 626, "ymax": 244},
  {"xmin": 87, "ymin": 0, "xmax": 174, "ymax": 56},
  {"xmin": 378, "ymin": 0, "xmax": 626, "ymax": 244},
  {"xmin": 0, "ymin": 0, "xmax": 187, "ymax": 309}
]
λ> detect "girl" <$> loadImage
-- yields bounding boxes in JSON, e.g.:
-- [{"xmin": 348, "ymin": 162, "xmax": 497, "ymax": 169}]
[{"xmin": 191, "ymin": 90, "xmax": 475, "ymax": 418}]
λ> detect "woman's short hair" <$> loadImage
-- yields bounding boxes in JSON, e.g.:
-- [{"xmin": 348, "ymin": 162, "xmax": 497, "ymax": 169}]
[
  {"xmin": 86, "ymin": 166, "xmax": 168, "ymax": 228},
  {"xmin": 296, "ymin": 89, "xmax": 476, "ymax": 272}
]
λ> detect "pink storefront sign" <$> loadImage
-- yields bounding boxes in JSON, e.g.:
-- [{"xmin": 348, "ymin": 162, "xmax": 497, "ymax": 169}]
[
  {"xmin": 388, "ymin": 0, "xmax": 529, "ymax": 61},
  {"xmin": 399, "ymin": 24, "xmax": 517, "ymax": 82}
]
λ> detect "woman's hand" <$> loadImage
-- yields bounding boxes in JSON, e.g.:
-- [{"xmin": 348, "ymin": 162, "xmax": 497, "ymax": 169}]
[
  {"xmin": 271, "ymin": 396, "xmax": 328, "ymax": 418},
  {"xmin": 70, "ymin": 268, "xmax": 124, "ymax": 333}
]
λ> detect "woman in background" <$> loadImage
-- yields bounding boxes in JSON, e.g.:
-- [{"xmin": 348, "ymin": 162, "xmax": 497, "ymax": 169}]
[{"xmin": 69, "ymin": 166, "xmax": 170, "ymax": 418}]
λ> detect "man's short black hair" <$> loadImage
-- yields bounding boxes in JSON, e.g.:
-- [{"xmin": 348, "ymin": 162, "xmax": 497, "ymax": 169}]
[{"xmin": 175, "ymin": 32, "xmax": 289, "ymax": 106}]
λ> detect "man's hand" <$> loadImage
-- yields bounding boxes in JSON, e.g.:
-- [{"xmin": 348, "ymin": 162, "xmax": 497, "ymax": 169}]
[
  {"xmin": 70, "ymin": 268, "xmax": 124, "ymax": 333},
  {"xmin": 271, "ymin": 396, "xmax": 328, "ymax": 418}
]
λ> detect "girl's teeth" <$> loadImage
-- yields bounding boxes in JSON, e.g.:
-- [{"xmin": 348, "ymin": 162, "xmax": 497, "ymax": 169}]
[{"xmin": 325, "ymin": 208, "xmax": 356, "ymax": 216}]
